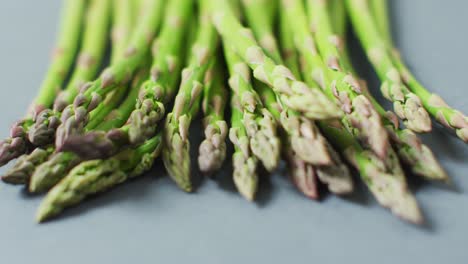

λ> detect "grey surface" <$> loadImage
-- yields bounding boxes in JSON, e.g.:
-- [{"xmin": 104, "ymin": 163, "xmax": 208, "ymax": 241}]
[{"xmin": 0, "ymin": 1, "xmax": 467, "ymax": 263}]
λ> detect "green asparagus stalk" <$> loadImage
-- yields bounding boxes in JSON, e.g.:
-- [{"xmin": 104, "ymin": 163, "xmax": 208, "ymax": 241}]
[
  {"xmin": 244, "ymin": 0, "xmax": 330, "ymax": 166},
  {"xmin": 330, "ymin": 2, "xmax": 447, "ymax": 181},
  {"xmin": 240, "ymin": 0, "xmax": 282, "ymax": 63},
  {"xmin": 321, "ymin": 122, "xmax": 422, "ymax": 223},
  {"xmin": 229, "ymin": 95, "xmax": 259, "ymax": 201},
  {"xmin": 256, "ymin": 80, "xmax": 353, "ymax": 195},
  {"xmin": 54, "ymin": 0, "xmax": 165, "ymax": 150},
  {"xmin": 198, "ymin": 62, "xmax": 228, "ymax": 175},
  {"xmin": 207, "ymin": 0, "xmax": 342, "ymax": 120},
  {"xmin": 2, "ymin": 1, "xmax": 139, "ymax": 186},
  {"xmin": 60, "ymin": 0, "xmax": 193, "ymax": 159},
  {"xmin": 279, "ymin": 2, "xmax": 421, "ymax": 223},
  {"xmin": 0, "ymin": 0, "xmax": 86, "ymax": 166},
  {"xmin": 282, "ymin": 0, "xmax": 389, "ymax": 159},
  {"xmin": 28, "ymin": 68, "xmax": 148, "ymax": 193},
  {"xmin": 224, "ymin": 47, "xmax": 281, "ymax": 172},
  {"xmin": 29, "ymin": 0, "xmax": 112, "ymax": 146},
  {"xmin": 369, "ymin": 0, "xmax": 467, "ymax": 142},
  {"xmin": 36, "ymin": 133, "xmax": 163, "ymax": 223},
  {"xmin": 163, "ymin": 0, "xmax": 217, "ymax": 192},
  {"xmin": 111, "ymin": 0, "xmax": 135, "ymax": 63},
  {"xmin": 345, "ymin": 0, "xmax": 432, "ymax": 133}
]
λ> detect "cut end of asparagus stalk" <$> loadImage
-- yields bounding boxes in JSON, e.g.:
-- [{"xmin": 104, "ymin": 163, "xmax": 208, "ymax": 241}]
[
  {"xmin": 244, "ymin": 110, "xmax": 281, "ymax": 172},
  {"xmin": 29, "ymin": 152, "xmax": 81, "ymax": 193},
  {"xmin": 281, "ymin": 111, "xmax": 331, "ymax": 165},
  {"xmin": 163, "ymin": 114, "xmax": 193, "ymax": 193},
  {"xmin": 285, "ymin": 147, "xmax": 319, "ymax": 200},
  {"xmin": 198, "ymin": 121, "xmax": 228, "ymax": 175},
  {"xmin": 1, "ymin": 147, "xmax": 53, "ymax": 185},
  {"xmin": 316, "ymin": 142, "xmax": 354, "ymax": 195},
  {"xmin": 28, "ymin": 109, "xmax": 61, "ymax": 146}
]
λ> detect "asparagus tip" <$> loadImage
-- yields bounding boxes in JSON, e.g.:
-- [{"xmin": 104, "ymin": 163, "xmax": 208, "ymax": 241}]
[{"xmin": 198, "ymin": 122, "xmax": 228, "ymax": 174}]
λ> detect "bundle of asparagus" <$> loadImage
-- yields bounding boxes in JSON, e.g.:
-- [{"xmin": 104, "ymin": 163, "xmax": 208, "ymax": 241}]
[{"xmin": 0, "ymin": 0, "xmax": 465, "ymax": 224}]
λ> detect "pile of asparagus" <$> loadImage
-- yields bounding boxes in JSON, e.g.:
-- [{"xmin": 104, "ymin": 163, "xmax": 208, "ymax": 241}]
[{"xmin": 0, "ymin": 0, "xmax": 466, "ymax": 224}]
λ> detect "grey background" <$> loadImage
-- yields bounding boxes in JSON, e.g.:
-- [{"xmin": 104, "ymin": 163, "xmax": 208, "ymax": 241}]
[{"xmin": 0, "ymin": 1, "xmax": 467, "ymax": 263}]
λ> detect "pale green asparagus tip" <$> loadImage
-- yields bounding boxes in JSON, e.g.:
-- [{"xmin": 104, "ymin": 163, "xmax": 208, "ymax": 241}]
[
  {"xmin": 316, "ymin": 142, "xmax": 354, "ymax": 195},
  {"xmin": 36, "ymin": 159, "xmax": 125, "ymax": 223},
  {"xmin": 162, "ymin": 113, "xmax": 193, "ymax": 192},
  {"xmin": 347, "ymin": 148, "xmax": 423, "ymax": 224},
  {"xmin": 198, "ymin": 121, "xmax": 228, "ymax": 174},
  {"xmin": 1, "ymin": 147, "xmax": 53, "ymax": 185},
  {"xmin": 29, "ymin": 152, "xmax": 81, "ymax": 193},
  {"xmin": 244, "ymin": 110, "xmax": 281, "ymax": 172},
  {"xmin": 229, "ymin": 127, "xmax": 259, "ymax": 201}
]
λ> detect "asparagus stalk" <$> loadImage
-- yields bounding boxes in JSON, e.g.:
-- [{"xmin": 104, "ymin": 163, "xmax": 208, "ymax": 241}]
[
  {"xmin": 111, "ymin": 0, "xmax": 135, "ymax": 63},
  {"xmin": 280, "ymin": 2, "xmax": 421, "ymax": 223},
  {"xmin": 36, "ymin": 133, "xmax": 163, "ymax": 223},
  {"xmin": 29, "ymin": 0, "xmax": 112, "ymax": 146},
  {"xmin": 28, "ymin": 68, "xmax": 148, "ymax": 193},
  {"xmin": 247, "ymin": 0, "xmax": 352, "ymax": 194},
  {"xmin": 2, "ymin": 1, "xmax": 139, "ymax": 186},
  {"xmin": 282, "ymin": 0, "xmax": 389, "ymax": 159},
  {"xmin": 60, "ymin": 0, "xmax": 193, "ymax": 159},
  {"xmin": 244, "ymin": 0, "xmax": 330, "ymax": 166},
  {"xmin": 229, "ymin": 95, "xmax": 259, "ymax": 201},
  {"xmin": 240, "ymin": 0, "xmax": 282, "ymax": 63},
  {"xmin": 163, "ymin": 0, "xmax": 217, "ymax": 191},
  {"xmin": 369, "ymin": 0, "xmax": 468, "ymax": 142},
  {"xmin": 54, "ymin": 0, "xmax": 165, "ymax": 150},
  {"xmin": 0, "ymin": 0, "xmax": 86, "ymax": 167},
  {"xmin": 207, "ymin": 0, "xmax": 343, "ymax": 120},
  {"xmin": 198, "ymin": 62, "xmax": 228, "ymax": 175},
  {"xmin": 321, "ymin": 122, "xmax": 422, "ymax": 224},
  {"xmin": 345, "ymin": 0, "xmax": 432, "ymax": 133},
  {"xmin": 224, "ymin": 48, "xmax": 281, "ymax": 172},
  {"xmin": 330, "ymin": 2, "xmax": 447, "ymax": 181}
]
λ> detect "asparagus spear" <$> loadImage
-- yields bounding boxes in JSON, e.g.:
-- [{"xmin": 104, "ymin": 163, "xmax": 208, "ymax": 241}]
[
  {"xmin": 207, "ymin": 0, "xmax": 343, "ymax": 120},
  {"xmin": 229, "ymin": 95, "xmax": 259, "ymax": 201},
  {"xmin": 247, "ymin": 0, "xmax": 352, "ymax": 194},
  {"xmin": 281, "ymin": 0, "xmax": 389, "ymax": 159},
  {"xmin": 163, "ymin": 0, "xmax": 217, "ymax": 191},
  {"xmin": 60, "ymin": 0, "xmax": 193, "ymax": 159},
  {"xmin": 257, "ymin": 80, "xmax": 353, "ymax": 196},
  {"xmin": 198, "ymin": 62, "xmax": 229, "ymax": 175},
  {"xmin": 280, "ymin": 3, "xmax": 421, "ymax": 223},
  {"xmin": 36, "ymin": 133, "xmax": 163, "ymax": 223},
  {"xmin": 28, "ymin": 68, "xmax": 148, "ymax": 193},
  {"xmin": 240, "ymin": 0, "xmax": 282, "ymax": 63},
  {"xmin": 369, "ymin": 0, "xmax": 468, "ymax": 142},
  {"xmin": 29, "ymin": 0, "xmax": 112, "ymax": 146},
  {"xmin": 321, "ymin": 122, "xmax": 422, "ymax": 224},
  {"xmin": 2, "ymin": 1, "xmax": 139, "ymax": 186},
  {"xmin": 111, "ymin": 0, "xmax": 136, "ymax": 63},
  {"xmin": 345, "ymin": 0, "xmax": 432, "ymax": 133},
  {"xmin": 243, "ymin": 0, "xmax": 330, "ymax": 165},
  {"xmin": 54, "ymin": 0, "xmax": 165, "ymax": 150},
  {"xmin": 330, "ymin": 2, "xmax": 447, "ymax": 181},
  {"xmin": 0, "ymin": 0, "xmax": 86, "ymax": 167},
  {"xmin": 224, "ymin": 50, "xmax": 281, "ymax": 173}
]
